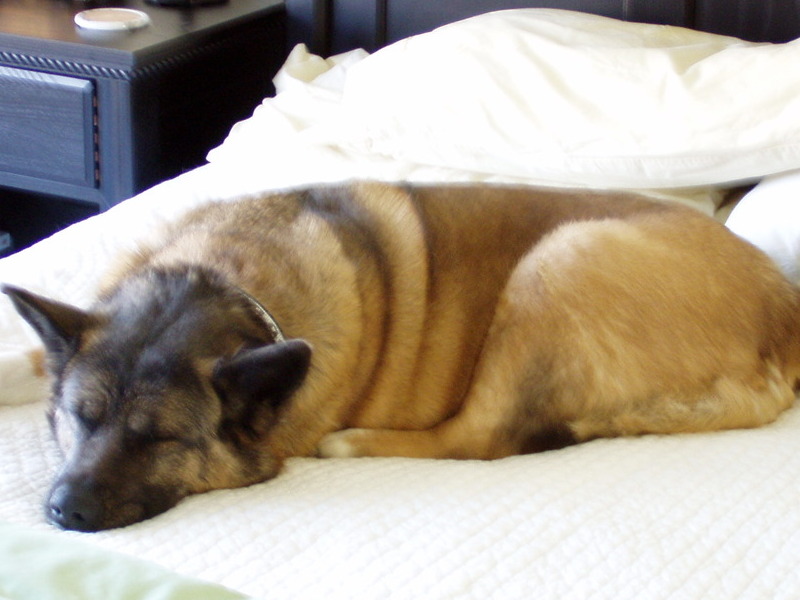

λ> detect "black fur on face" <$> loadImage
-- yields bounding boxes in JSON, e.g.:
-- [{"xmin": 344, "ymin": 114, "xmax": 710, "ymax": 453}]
[{"xmin": 2, "ymin": 269, "xmax": 311, "ymax": 531}]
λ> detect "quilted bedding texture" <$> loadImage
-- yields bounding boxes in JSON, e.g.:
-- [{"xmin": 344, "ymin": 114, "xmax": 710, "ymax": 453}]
[
  {"xmin": 3, "ymin": 390, "xmax": 800, "ymax": 599},
  {"xmin": 1, "ymin": 43, "xmax": 800, "ymax": 599}
]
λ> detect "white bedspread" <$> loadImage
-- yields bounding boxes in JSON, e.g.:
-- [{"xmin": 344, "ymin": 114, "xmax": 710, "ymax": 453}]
[
  {"xmin": 2, "ymin": 42, "xmax": 800, "ymax": 600},
  {"xmin": 3, "ymin": 394, "xmax": 800, "ymax": 599}
]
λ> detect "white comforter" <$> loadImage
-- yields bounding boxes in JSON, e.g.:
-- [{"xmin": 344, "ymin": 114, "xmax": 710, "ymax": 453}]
[{"xmin": 1, "ymin": 42, "xmax": 800, "ymax": 600}]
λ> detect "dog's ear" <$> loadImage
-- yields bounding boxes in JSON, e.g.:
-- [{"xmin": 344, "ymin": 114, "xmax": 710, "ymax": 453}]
[
  {"xmin": 2, "ymin": 284, "xmax": 94, "ymax": 373},
  {"xmin": 213, "ymin": 339, "xmax": 312, "ymax": 432}
]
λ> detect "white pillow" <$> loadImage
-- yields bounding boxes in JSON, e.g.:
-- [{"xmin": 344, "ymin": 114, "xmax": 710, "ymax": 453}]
[
  {"xmin": 335, "ymin": 9, "xmax": 800, "ymax": 188},
  {"xmin": 726, "ymin": 170, "xmax": 800, "ymax": 283}
]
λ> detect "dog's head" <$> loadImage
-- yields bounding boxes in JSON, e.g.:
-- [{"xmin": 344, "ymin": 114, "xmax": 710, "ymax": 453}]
[{"xmin": 2, "ymin": 269, "xmax": 311, "ymax": 531}]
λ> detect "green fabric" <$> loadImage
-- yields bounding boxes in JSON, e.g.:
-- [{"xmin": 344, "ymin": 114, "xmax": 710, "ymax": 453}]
[{"xmin": 0, "ymin": 523, "xmax": 253, "ymax": 600}]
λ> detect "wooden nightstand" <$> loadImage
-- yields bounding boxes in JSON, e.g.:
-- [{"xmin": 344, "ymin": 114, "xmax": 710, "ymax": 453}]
[{"xmin": 0, "ymin": 0, "xmax": 285, "ymax": 250}]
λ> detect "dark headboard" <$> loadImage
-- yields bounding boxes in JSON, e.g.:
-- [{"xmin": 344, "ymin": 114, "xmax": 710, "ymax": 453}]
[{"xmin": 286, "ymin": 0, "xmax": 800, "ymax": 56}]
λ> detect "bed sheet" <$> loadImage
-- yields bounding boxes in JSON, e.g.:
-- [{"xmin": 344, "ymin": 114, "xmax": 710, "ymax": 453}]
[{"xmin": 1, "ymin": 41, "xmax": 799, "ymax": 600}]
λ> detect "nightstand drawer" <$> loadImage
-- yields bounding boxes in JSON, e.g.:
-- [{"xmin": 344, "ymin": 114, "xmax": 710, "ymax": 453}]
[{"xmin": 0, "ymin": 66, "xmax": 95, "ymax": 188}]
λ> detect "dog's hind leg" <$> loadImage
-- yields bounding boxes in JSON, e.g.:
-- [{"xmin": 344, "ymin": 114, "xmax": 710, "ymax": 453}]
[
  {"xmin": 569, "ymin": 363, "xmax": 797, "ymax": 441},
  {"xmin": 317, "ymin": 362, "xmax": 798, "ymax": 460}
]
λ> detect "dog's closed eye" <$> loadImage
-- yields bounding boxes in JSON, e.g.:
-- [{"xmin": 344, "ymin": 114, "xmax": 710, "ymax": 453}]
[
  {"xmin": 76, "ymin": 412, "xmax": 102, "ymax": 434},
  {"xmin": 71, "ymin": 398, "xmax": 108, "ymax": 434}
]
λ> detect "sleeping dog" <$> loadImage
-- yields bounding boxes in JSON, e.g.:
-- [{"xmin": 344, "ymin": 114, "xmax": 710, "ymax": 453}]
[{"xmin": 4, "ymin": 182, "xmax": 799, "ymax": 531}]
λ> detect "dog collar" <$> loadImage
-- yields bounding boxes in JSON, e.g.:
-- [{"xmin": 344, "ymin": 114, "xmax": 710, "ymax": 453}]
[{"xmin": 235, "ymin": 287, "xmax": 285, "ymax": 343}]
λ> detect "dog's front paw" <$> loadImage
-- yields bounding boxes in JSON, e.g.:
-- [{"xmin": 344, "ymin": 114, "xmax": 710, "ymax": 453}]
[{"xmin": 317, "ymin": 429, "xmax": 371, "ymax": 458}]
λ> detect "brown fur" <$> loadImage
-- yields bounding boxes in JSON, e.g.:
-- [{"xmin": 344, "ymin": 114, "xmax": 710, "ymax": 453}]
[{"xmin": 4, "ymin": 182, "xmax": 799, "ymax": 530}]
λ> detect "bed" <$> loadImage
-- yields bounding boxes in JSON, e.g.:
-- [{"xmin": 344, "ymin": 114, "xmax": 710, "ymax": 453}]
[{"xmin": 2, "ymin": 0, "xmax": 800, "ymax": 598}]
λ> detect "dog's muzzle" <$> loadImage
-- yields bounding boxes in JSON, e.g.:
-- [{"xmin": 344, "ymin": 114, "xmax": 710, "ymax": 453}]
[
  {"xmin": 48, "ymin": 481, "xmax": 111, "ymax": 532},
  {"xmin": 46, "ymin": 479, "xmax": 176, "ymax": 532}
]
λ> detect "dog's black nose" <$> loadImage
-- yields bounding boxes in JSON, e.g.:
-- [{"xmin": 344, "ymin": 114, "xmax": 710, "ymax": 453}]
[{"xmin": 48, "ymin": 483, "xmax": 104, "ymax": 532}]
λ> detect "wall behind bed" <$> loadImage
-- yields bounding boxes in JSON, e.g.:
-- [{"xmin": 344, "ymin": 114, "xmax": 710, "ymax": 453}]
[{"xmin": 285, "ymin": 0, "xmax": 800, "ymax": 55}]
